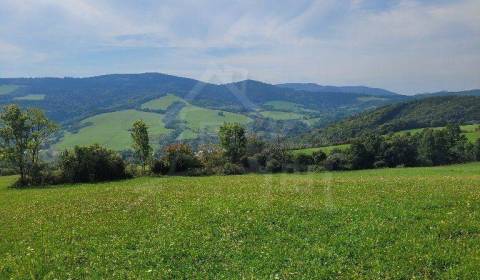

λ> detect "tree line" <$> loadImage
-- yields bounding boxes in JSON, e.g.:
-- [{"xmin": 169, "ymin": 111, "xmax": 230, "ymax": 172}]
[{"xmin": 1, "ymin": 104, "xmax": 479, "ymax": 187}]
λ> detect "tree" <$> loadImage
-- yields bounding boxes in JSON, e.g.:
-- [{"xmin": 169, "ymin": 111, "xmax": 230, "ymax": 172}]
[
  {"xmin": 131, "ymin": 120, "xmax": 152, "ymax": 172},
  {"xmin": 27, "ymin": 108, "xmax": 58, "ymax": 167},
  {"xmin": 218, "ymin": 123, "xmax": 246, "ymax": 163},
  {"xmin": 349, "ymin": 141, "xmax": 374, "ymax": 170},
  {"xmin": 0, "ymin": 105, "xmax": 31, "ymax": 184},
  {"xmin": 0, "ymin": 105, "xmax": 57, "ymax": 185}
]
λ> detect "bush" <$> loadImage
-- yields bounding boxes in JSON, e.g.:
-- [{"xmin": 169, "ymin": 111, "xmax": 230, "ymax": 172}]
[
  {"xmin": 294, "ymin": 154, "xmax": 314, "ymax": 166},
  {"xmin": 162, "ymin": 143, "xmax": 201, "ymax": 174},
  {"xmin": 151, "ymin": 159, "xmax": 170, "ymax": 175},
  {"xmin": 266, "ymin": 159, "xmax": 282, "ymax": 173},
  {"xmin": 221, "ymin": 162, "xmax": 245, "ymax": 175},
  {"xmin": 324, "ymin": 152, "xmax": 349, "ymax": 171},
  {"xmin": 312, "ymin": 150, "xmax": 327, "ymax": 165},
  {"xmin": 59, "ymin": 144, "xmax": 127, "ymax": 183}
]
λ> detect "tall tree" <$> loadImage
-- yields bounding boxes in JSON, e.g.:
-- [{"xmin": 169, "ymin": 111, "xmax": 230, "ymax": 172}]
[
  {"xmin": 27, "ymin": 108, "xmax": 58, "ymax": 167},
  {"xmin": 219, "ymin": 123, "xmax": 247, "ymax": 163},
  {"xmin": 0, "ymin": 105, "xmax": 31, "ymax": 183},
  {"xmin": 0, "ymin": 105, "xmax": 56, "ymax": 185},
  {"xmin": 131, "ymin": 120, "xmax": 152, "ymax": 171}
]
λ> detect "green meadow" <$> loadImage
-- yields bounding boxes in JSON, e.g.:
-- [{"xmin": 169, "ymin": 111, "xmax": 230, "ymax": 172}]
[
  {"xmin": 0, "ymin": 85, "xmax": 19, "ymax": 95},
  {"xmin": 141, "ymin": 94, "xmax": 185, "ymax": 110},
  {"xmin": 13, "ymin": 94, "xmax": 45, "ymax": 101},
  {"xmin": 56, "ymin": 110, "xmax": 171, "ymax": 151},
  {"xmin": 291, "ymin": 144, "xmax": 351, "ymax": 155},
  {"xmin": 1, "ymin": 163, "xmax": 480, "ymax": 278}
]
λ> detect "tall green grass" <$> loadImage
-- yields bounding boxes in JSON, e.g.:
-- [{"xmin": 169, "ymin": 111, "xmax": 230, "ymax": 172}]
[{"xmin": 1, "ymin": 163, "xmax": 480, "ymax": 278}]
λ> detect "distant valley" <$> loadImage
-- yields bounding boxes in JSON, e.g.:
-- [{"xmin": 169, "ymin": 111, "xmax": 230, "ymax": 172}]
[{"xmin": 0, "ymin": 73, "xmax": 478, "ymax": 151}]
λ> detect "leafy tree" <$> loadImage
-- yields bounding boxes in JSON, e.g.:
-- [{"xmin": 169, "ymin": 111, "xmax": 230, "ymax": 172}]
[
  {"xmin": 382, "ymin": 134, "xmax": 418, "ymax": 167},
  {"xmin": 0, "ymin": 105, "xmax": 57, "ymax": 185},
  {"xmin": 27, "ymin": 108, "xmax": 58, "ymax": 167},
  {"xmin": 219, "ymin": 123, "xmax": 247, "ymax": 163},
  {"xmin": 349, "ymin": 141, "xmax": 374, "ymax": 169},
  {"xmin": 131, "ymin": 120, "xmax": 152, "ymax": 172},
  {"xmin": 0, "ymin": 105, "xmax": 31, "ymax": 184}
]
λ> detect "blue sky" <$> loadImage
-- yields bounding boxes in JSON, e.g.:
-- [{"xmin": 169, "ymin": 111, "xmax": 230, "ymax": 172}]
[{"xmin": 0, "ymin": 0, "xmax": 479, "ymax": 94}]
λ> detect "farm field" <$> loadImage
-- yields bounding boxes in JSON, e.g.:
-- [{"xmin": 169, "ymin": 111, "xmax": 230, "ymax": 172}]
[
  {"xmin": 55, "ymin": 110, "xmax": 171, "ymax": 151},
  {"xmin": 259, "ymin": 110, "xmax": 305, "ymax": 120},
  {"xmin": 1, "ymin": 163, "xmax": 480, "ymax": 278}
]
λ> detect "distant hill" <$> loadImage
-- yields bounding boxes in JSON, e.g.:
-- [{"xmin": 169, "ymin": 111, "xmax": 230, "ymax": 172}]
[
  {"xmin": 277, "ymin": 83, "xmax": 401, "ymax": 97},
  {"xmin": 0, "ymin": 72, "xmax": 411, "ymax": 150},
  {"xmin": 415, "ymin": 89, "xmax": 480, "ymax": 98},
  {"xmin": 299, "ymin": 96, "xmax": 480, "ymax": 146}
]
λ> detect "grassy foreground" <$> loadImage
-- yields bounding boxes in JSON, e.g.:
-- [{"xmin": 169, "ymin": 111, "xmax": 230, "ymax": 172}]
[{"xmin": 1, "ymin": 163, "xmax": 480, "ymax": 278}]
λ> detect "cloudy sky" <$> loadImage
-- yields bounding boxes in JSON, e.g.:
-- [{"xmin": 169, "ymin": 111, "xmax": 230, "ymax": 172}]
[{"xmin": 0, "ymin": 0, "xmax": 479, "ymax": 94}]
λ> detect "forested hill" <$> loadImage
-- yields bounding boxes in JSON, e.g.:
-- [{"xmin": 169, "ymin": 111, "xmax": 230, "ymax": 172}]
[
  {"xmin": 300, "ymin": 96, "xmax": 480, "ymax": 146},
  {"xmin": 0, "ymin": 73, "xmax": 402, "ymax": 125},
  {"xmin": 277, "ymin": 83, "xmax": 400, "ymax": 97}
]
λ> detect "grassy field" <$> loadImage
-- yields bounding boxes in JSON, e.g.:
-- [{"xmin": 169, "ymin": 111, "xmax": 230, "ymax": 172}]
[
  {"xmin": 260, "ymin": 110, "xmax": 305, "ymax": 120},
  {"xmin": 13, "ymin": 94, "xmax": 45, "ymax": 101},
  {"xmin": 291, "ymin": 144, "xmax": 351, "ymax": 155},
  {"xmin": 56, "ymin": 110, "xmax": 171, "ymax": 150},
  {"xmin": 0, "ymin": 85, "xmax": 19, "ymax": 95},
  {"xmin": 177, "ymin": 104, "xmax": 252, "ymax": 140},
  {"xmin": 2, "ymin": 163, "xmax": 479, "ymax": 278},
  {"xmin": 141, "ymin": 94, "xmax": 185, "ymax": 110}
]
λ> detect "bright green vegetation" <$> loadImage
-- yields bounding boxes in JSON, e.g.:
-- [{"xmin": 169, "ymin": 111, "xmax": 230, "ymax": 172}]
[
  {"xmin": 13, "ymin": 94, "xmax": 45, "ymax": 101},
  {"xmin": 357, "ymin": 96, "xmax": 387, "ymax": 102},
  {"xmin": 178, "ymin": 104, "xmax": 252, "ymax": 140},
  {"xmin": 291, "ymin": 144, "xmax": 350, "ymax": 155},
  {"xmin": 1, "ymin": 163, "xmax": 480, "ymax": 278},
  {"xmin": 263, "ymin": 100, "xmax": 305, "ymax": 111},
  {"xmin": 56, "ymin": 110, "xmax": 171, "ymax": 151},
  {"xmin": 0, "ymin": 85, "xmax": 19, "ymax": 95},
  {"xmin": 141, "ymin": 94, "xmax": 185, "ymax": 110},
  {"xmin": 396, "ymin": 124, "xmax": 480, "ymax": 142},
  {"xmin": 260, "ymin": 110, "xmax": 304, "ymax": 120}
]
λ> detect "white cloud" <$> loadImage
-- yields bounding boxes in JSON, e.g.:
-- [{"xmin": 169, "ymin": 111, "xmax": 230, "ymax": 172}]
[{"xmin": 0, "ymin": 0, "xmax": 478, "ymax": 93}]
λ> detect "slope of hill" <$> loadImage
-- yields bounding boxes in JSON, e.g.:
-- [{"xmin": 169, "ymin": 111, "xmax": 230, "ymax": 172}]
[
  {"xmin": 299, "ymin": 96, "xmax": 480, "ymax": 146},
  {"xmin": 0, "ymin": 73, "xmax": 409, "ymax": 150},
  {"xmin": 415, "ymin": 89, "xmax": 480, "ymax": 98},
  {"xmin": 277, "ymin": 83, "xmax": 401, "ymax": 97}
]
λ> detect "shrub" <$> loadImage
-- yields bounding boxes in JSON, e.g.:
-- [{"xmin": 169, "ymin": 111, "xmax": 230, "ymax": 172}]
[
  {"xmin": 59, "ymin": 144, "xmax": 127, "ymax": 183},
  {"xmin": 151, "ymin": 159, "xmax": 170, "ymax": 175},
  {"xmin": 294, "ymin": 154, "xmax": 314, "ymax": 166},
  {"xmin": 312, "ymin": 150, "xmax": 327, "ymax": 165},
  {"xmin": 324, "ymin": 152, "xmax": 349, "ymax": 171},
  {"xmin": 162, "ymin": 143, "xmax": 201, "ymax": 174},
  {"xmin": 266, "ymin": 159, "xmax": 282, "ymax": 173},
  {"xmin": 221, "ymin": 162, "xmax": 245, "ymax": 175}
]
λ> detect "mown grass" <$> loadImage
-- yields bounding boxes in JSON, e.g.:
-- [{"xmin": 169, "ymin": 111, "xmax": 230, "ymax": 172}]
[
  {"xmin": 1, "ymin": 163, "xmax": 480, "ymax": 278},
  {"xmin": 56, "ymin": 110, "xmax": 171, "ymax": 150}
]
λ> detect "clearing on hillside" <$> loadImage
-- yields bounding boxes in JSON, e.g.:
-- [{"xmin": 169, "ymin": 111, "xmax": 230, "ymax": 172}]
[{"xmin": 56, "ymin": 110, "xmax": 171, "ymax": 151}]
